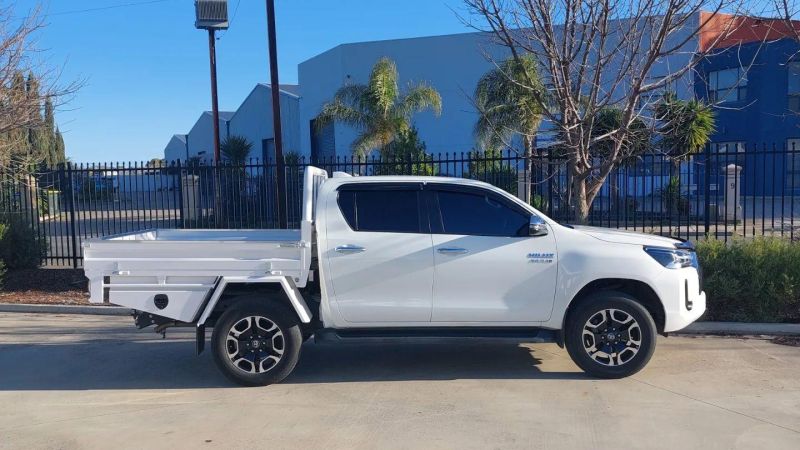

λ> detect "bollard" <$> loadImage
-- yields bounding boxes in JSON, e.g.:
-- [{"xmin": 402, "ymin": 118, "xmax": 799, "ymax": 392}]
[
  {"xmin": 181, "ymin": 174, "xmax": 200, "ymax": 221},
  {"xmin": 723, "ymin": 164, "xmax": 742, "ymax": 222}
]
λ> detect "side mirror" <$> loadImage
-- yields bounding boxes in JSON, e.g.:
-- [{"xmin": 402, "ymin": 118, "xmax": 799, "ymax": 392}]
[{"xmin": 529, "ymin": 215, "xmax": 548, "ymax": 237}]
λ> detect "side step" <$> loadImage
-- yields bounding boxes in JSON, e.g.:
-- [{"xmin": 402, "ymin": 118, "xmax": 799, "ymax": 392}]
[{"xmin": 314, "ymin": 327, "xmax": 560, "ymax": 344}]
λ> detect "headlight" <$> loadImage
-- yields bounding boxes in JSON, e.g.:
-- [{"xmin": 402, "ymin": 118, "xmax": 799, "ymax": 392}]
[{"xmin": 643, "ymin": 246, "xmax": 696, "ymax": 269}]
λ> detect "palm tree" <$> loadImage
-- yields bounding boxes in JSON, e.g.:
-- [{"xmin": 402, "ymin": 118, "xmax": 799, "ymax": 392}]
[
  {"xmin": 655, "ymin": 93, "xmax": 715, "ymax": 167},
  {"xmin": 655, "ymin": 93, "xmax": 715, "ymax": 218},
  {"xmin": 474, "ymin": 55, "xmax": 546, "ymax": 202},
  {"xmin": 314, "ymin": 57, "xmax": 442, "ymax": 157},
  {"xmin": 220, "ymin": 135, "xmax": 253, "ymax": 166}
]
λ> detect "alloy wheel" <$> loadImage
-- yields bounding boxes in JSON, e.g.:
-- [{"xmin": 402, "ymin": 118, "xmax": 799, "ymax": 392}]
[
  {"xmin": 225, "ymin": 316, "xmax": 285, "ymax": 374},
  {"xmin": 581, "ymin": 308, "xmax": 642, "ymax": 366}
]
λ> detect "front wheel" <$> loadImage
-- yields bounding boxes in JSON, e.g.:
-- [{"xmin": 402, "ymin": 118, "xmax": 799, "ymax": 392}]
[
  {"xmin": 211, "ymin": 301, "xmax": 303, "ymax": 386},
  {"xmin": 564, "ymin": 292, "xmax": 657, "ymax": 379}
]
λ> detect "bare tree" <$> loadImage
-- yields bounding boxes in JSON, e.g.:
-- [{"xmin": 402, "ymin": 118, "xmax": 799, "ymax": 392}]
[
  {"xmin": 774, "ymin": 1, "xmax": 800, "ymax": 39},
  {"xmin": 464, "ymin": 0, "xmax": 745, "ymax": 223},
  {"xmin": 0, "ymin": 3, "xmax": 80, "ymax": 166}
]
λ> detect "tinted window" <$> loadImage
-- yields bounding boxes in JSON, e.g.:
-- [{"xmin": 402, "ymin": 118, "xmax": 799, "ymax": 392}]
[
  {"xmin": 337, "ymin": 188, "xmax": 422, "ymax": 233},
  {"xmin": 435, "ymin": 190, "xmax": 529, "ymax": 237}
]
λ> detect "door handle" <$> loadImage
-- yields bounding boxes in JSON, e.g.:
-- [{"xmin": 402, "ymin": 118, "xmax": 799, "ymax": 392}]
[
  {"xmin": 437, "ymin": 247, "xmax": 468, "ymax": 255},
  {"xmin": 335, "ymin": 244, "xmax": 365, "ymax": 254}
]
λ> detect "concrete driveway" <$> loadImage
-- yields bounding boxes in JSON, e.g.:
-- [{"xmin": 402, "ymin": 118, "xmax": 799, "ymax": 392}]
[{"xmin": 0, "ymin": 313, "xmax": 798, "ymax": 450}]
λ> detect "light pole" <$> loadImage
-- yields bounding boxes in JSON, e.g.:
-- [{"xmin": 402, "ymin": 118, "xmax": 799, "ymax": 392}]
[
  {"xmin": 195, "ymin": 1, "xmax": 228, "ymax": 225},
  {"xmin": 265, "ymin": 0, "xmax": 287, "ymax": 228},
  {"xmin": 194, "ymin": 1, "xmax": 229, "ymax": 164},
  {"xmin": 207, "ymin": 29, "xmax": 221, "ymax": 163}
]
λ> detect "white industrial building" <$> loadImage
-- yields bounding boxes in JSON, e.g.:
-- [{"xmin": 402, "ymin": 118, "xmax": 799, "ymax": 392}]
[
  {"xmin": 298, "ymin": 32, "xmax": 510, "ymax": 160},
  {"xmin": 166, "ymin": 21, "xmax": 701, "ymax": 163},
  {"xmin": 229, "ymin": 84, "xmax": 300, "ymax": 162},
  {"xmin": 164, "ymin": 110, "xmax": 234, "ymax": 163},
  {"xmin": 165, "ymin": 86, "xmax": 298, "ymax": 164}
]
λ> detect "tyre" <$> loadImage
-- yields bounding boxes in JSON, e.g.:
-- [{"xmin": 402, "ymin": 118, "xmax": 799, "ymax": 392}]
[
  {"xmin": 211, "ymin": 300, "xmax": 303, "ymax": 386},
  {"xmin": 564, "ymin": 291, "xmax": 657, "ymax": 379}
]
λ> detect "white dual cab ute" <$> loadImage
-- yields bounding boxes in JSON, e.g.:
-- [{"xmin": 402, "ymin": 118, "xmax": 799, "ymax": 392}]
[{"xmin": 84, "ymin": 166, "xmax": 706, "ymax": 386}]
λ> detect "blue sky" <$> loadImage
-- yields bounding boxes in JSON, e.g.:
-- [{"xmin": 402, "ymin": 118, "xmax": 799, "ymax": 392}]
[{"xmin": 14, "ymin": 0, "xmax": 471, "ymax": 162}]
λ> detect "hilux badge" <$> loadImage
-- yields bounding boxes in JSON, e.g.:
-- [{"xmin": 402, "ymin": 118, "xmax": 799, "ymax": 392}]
[{"xmin": 527, "ymin": 252, "xmax": 554, "ymax": 263}]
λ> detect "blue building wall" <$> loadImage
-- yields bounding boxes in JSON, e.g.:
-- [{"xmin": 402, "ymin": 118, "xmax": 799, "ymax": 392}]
[{"xmin": 696, "ymin": 38, "xmax": 800, "ymax": 195}]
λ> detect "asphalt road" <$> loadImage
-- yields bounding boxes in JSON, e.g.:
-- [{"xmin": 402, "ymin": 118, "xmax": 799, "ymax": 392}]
[{"xmin": 0, "ymin": 313, "xmax": 799, "ymax": 450}]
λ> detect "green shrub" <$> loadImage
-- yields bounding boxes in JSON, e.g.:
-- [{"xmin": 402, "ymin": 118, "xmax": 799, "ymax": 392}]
[
  {"xmin": 696, "ymin": 238, "xmax": 800, "ymax": 323},
  {"xmin": 374, "ymin": 128, "xmax": 437, "ymax": 176},
  {"xmin": 0, "ymin": 217, "xmax": 47, "ymax": 269}
]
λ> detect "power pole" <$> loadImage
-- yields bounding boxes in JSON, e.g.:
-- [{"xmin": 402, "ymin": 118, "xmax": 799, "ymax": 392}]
[{"xmin": 266, "ymin": 0, "xmax": 287, "ymax": 228}]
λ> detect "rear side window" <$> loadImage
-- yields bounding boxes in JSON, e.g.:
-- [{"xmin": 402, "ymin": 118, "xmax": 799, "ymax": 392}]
[
  {"xmin": 434, "ymin": 189, "xmax": 529, "ymax": 237},
  {"xmin": 337, "ymin": 187, "xmax": 423, "ymax": 233}
]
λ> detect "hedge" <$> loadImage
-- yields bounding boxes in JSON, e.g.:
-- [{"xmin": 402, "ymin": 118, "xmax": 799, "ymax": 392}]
[
  {"xmin": 696, "ymin": 238, "xmax": 800, "ymax": 323},
  {"xmin": 0, "ymin": 217, "xmax": 46, "ymax": 270}
]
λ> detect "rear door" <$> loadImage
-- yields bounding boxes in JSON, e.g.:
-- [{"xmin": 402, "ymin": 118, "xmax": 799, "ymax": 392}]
[
  {"xmin": 427, "ymin": 185, "xmax": 558, "ymax": 322},
  {"xmin": 324, "ymin": 183, "xmax": 434, "ymax": 323}
]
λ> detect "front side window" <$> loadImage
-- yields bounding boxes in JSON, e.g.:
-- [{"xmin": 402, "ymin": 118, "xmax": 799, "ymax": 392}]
[
  {"xmin": 337, "ymin": 187, "xmax": 422, "ymax": 233},
  {"xmin": 433, "ymin": 189, "xmax": 529, "ymax": 237},
  {"xmin": 708, "ymin": 68, "xmax": 747, "ymax": 103},
  {"xmin": 788, "ymin": 62, "xmax": 800, "ymax": 112}
]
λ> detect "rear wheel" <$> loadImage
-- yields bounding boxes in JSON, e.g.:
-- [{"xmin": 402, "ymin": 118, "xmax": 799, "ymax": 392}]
[
  {"xmin": 211, "ymin": 301, "xmax": 302, "ymax": 386},
  {"xmin": 565, "ymin": 292, "xmax": 657, "ymax": 379}
]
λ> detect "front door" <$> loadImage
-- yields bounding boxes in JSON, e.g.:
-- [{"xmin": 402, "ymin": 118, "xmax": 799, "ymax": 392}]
[
  {"xmin": 428, "ymin": 186, "xmax": 558, "ymax": 323},
  {"xmin": 325, "ymin": 183, "xmax": 434, "ymax": 323}
]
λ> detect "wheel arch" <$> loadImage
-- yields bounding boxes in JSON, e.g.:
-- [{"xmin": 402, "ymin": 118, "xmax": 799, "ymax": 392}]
[
  {"xmin": 197, "ymin": 277, "xmax": 312, "ymax": 328},
  {"xmin": 563, "ymin": 278, "xmax": 666, "ymax": 335}
]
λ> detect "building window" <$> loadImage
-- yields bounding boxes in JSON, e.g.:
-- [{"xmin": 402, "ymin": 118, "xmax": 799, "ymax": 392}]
[
  {"xmin": 712, "ymin": 142, "xmax": 745, "ymax": 153},
  {"xmin": 711, "ymin": 141, "xmax": 745, "ymax": 169},
  {"xmin": 787, "ymin": 139, "xmax": 800, "ymax": 190},
  {"xmin": 788, "ymin": 62, "xmax": 800, "ymax": 112},
  {"xmin": 708, "ymin": 68, "xmax": 747, "ymax": 103}
]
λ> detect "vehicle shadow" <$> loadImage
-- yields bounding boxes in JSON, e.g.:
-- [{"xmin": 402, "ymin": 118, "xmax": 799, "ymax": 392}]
[
  {"xmin": 286, "ymin": 341, "xmax": 588, "ymax": 384},
  {"xmin": 0, "ymin": 339, "xmax": 586, "ymax": 391}
]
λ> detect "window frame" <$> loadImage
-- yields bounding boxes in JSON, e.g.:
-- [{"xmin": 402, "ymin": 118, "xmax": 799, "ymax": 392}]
[
  {"xmin": 336, "ymin": 182, "xmax": 429, "ymax": 234},
  {"xmin": 787, "ymin": 139, "xmax": 800, "ymax": 190},
  {"xmin": 426, "ymin": 184, "xmax": 532, "ymax": 238},
  {"xmin": 708, "ymin": 67, "xmax": 747, "ymax": 103},
  {"xmin": 711, "ymin": 141, "xmax": 745, "ymax": 154},
  {"xmin": 788, "ymin": 61, "xmax": 800, "ymax": 113}
]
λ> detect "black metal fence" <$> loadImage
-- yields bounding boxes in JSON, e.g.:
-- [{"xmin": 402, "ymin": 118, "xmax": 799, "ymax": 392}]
[{"xmin": 1, "ymin": 143, "xmax": 799, "ymax": 267}]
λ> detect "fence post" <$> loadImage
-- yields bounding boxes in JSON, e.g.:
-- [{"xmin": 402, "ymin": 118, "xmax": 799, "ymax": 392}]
[
  {"xmin": 703, "ymin": 143, "xmax": 711, "ymax": 236},
  {"xmin": 176, "ymin": 160, "xmax": 185, "ymax": 227},
  {"xmin": 64, "ymin": 163, "xmax": 80, "ymax": 268}
]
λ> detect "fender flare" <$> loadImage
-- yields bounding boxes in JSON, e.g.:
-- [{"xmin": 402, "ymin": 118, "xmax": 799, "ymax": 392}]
[{"xmin": 196, "ymin": 276, "xmax": 313, "ymax": 326}]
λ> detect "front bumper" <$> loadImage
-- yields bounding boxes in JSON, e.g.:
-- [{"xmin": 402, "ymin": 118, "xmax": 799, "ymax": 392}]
[{"xmin": 657, "ymin": 267, "xmax": 707, "ymax": 332}]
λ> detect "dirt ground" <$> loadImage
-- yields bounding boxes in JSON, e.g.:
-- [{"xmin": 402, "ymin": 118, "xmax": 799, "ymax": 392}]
[{"xmin": 0, "ymin": 269, "xmax": 89, "ymax": 305}]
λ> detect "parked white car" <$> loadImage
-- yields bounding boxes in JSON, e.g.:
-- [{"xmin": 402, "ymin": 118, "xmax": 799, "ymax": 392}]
[{"xmin": 83, "ymin": 166, "xmax": 706, "ymax": 386}]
